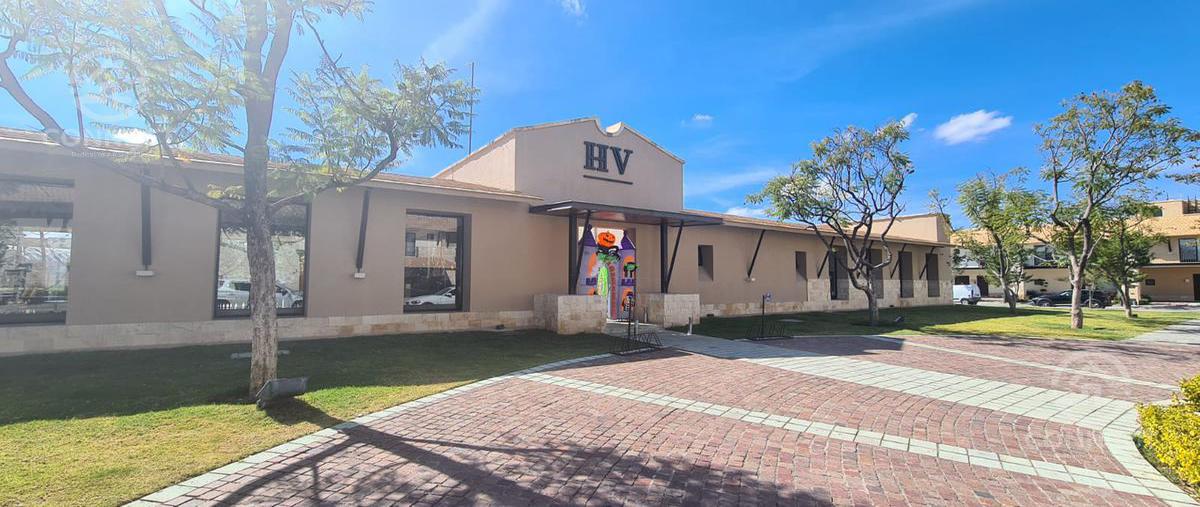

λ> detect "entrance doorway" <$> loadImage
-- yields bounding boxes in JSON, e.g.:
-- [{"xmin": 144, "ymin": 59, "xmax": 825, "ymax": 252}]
[
  {"xmin": 975, "ymin": 275, "xmax": 989, "ymax": 297},
  {"xmin": 576, "ymin": 225, "xmax": 638, "ymax": 320},
  {"xmin": 1193, "ymin": 274, "xmax": 1200, "ymax": 301}
]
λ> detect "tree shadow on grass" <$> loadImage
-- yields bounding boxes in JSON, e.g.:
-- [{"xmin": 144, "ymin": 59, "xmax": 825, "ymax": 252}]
[
  {"xmin": 0, "ymin": 330, "xmax": 622, "ymax": 425},
  {"xmin": 210, "ymin": 399, "xmax": 835, "ymax": 506}
]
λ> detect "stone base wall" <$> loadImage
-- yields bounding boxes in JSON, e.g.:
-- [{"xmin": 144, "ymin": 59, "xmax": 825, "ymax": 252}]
[
  {"xmin": 0, "ymin": 310, "xmax": 537, "ymax": 356},
  {"xmin": 700, "ymin": 279, "xmax": 952, "ymax": 317},
  {"xmin": 533, "ymin": 294, "xmax": 607, "ymax": 335},
  {"xmin": 0, "ymin": 280, "xmax": 956, "ymax": 355},
  {"xmin": 640, "ymin": 293, "xmax": 701, "ymax": 328}
]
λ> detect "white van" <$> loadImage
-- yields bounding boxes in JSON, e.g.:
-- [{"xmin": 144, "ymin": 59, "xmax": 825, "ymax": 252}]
[{"xmin": 953, "ymin": 284, "xmax": 982, "ymax": 305}]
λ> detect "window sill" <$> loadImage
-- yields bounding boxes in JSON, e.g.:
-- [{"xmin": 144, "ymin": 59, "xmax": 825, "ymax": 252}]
[
  {"xmin": 403, "ymin": 307, "xmax": 464, "ymax": 314},
  {"xmin": 214, "ymin": 311, "xmax": 307, "ymax": 320},
  {"xmin": 0, "ymin": 318, "xmax": 67, "ymax": 327}
]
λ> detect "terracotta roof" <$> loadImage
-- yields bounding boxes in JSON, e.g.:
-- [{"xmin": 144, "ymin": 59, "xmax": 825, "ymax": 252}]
[
  {"xmin": 684, "ymin": 209, "xmax": 952, "ymax": 247},
  {"xmin": 956, "ymin": 212, "xmax": 1200, "ymax": 245},
  {"xmin": 1143, "ymin": 214, "xmax": 1200, "ymax": 237},
  {"xmin": 0, "ymin": 127, "xmax": 540, "ymax": 201}
]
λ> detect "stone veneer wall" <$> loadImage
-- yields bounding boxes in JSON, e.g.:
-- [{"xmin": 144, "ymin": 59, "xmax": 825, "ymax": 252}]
[
  {"xmin": 639, "ymin": 293, "xmax": 702, "ymax": 328},
  {"xmin": 0, "ymin": 310, "xmax": 536, "ymax": 356},
  {"xmin": 1, "ymin": 281, "xmax": 955, "ymax": 355},
  {"xmin": 700, "ymin": 279, "xmax": 953, "ymax": 317},
  {"xmin": 533, "ymin": 294, "xmax": 608, "ymax": 335}
]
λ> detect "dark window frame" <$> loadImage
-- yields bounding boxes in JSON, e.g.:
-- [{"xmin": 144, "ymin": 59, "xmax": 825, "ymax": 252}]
[
  {"xmin": 829, "ymin": 250, "xmax": 849, "ymax": 301},
  {"xmin": 795, "ymin": 251, "xmax": 808, "ymax": 300},
  {"xmin": 1180, "ymin": 238, "xmax": 1199, "ymax": 263},
  {"xmin": 213, "ymin": 203, "xmax": 311, "ymax": 319},
  {"xmin": 925, "ymin": 252, "xmax": 941, "ymax": 297},
  {"xmin": 697, "ymin": 244, "xmax": 714, "ymax": 281},
  {"xmin": 869, "ymin": 248, "xmax": 884, "ymax": 299},
  {"xmin": 403, "ymin": 210, "xmax": 466, "ymax": 313},
  {"xmin": 0, "ymin": 177, "xmax": 75, "ymax": 325},
  {"xmin": 899, "ymin": 251, "xmax": 914, "ymax": 298}
]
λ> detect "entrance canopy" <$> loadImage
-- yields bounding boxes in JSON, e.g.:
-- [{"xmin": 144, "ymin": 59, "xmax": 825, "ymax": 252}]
[
  {"xmin": 529, "ymin": 201, "xmax": 723, "ymax": 227},
  {"xmin": 532, "ymin": 201, "xmax": 722, "ymax": 295}
]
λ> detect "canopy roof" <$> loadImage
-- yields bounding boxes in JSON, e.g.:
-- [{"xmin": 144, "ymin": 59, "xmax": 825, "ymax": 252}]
[{"xmin": 529, "ymin": 201, "xmax": 723, "ymax": 227}]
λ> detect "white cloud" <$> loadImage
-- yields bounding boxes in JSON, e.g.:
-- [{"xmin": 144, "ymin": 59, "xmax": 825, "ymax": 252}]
[
  {"xmin": 685, "ymin": 166, "xmax": 782, "ymax": 197},
  {"xmin": 682, "ymin": 113, "xmax": 714, "ymax": 128},
  {"xmin": 724, "ymin": 206, "xmax": 770, "ymax": 219},
  {"xmin": 560, "ymin": 0, "xmax": 585, "ymax": 17},
  {"xmin": 113, "ymin": 128, "xmax": 156, "ymax": 145},
  {"xmin": 900, "ymin": 112, "xmax": 918, "ymax": 128},
  {"xmin": 934, "ymin": 110, "xmax": 1013, "ymax": 145},
  {"xmin": 424, "ymin": 0, "xmax": 507, "ymax": 62}
]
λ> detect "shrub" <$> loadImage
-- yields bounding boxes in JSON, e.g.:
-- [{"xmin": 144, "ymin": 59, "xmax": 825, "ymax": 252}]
[
  {"xmin": 1139, "ymin": 374, "xmax": 1200, "ymax": 485},
  {"xmin": 1182, "ymin": 375, "xmax": 1200, "ymax": 412}
]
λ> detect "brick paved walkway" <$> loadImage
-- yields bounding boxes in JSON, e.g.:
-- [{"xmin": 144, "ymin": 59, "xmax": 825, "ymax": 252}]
[{"xmin": 133, "ymin": 333, "xmax": 1200, "ymax": 506}]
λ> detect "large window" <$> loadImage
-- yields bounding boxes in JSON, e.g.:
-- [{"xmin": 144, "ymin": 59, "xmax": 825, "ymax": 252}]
[
  {"xmin": 0, "ymin": 177, "xmax": 73, "ymax": 324},
  {"xmin": 404, "ymin": 212, "xmax": 463, "ymax": 312},
  {"xmin": 1028, "ymin": 245, "xmax": 1055, "ymax": 267},
  {"xmin": 215, "ymin": 204, "xmax": 308, "ymax": 317},
  {"xmin": 1180, "ymin": 238, "xmax": 1198, "ymax": 263},
  {"xmin": 795, "ymin": 251, "xmax": 808, "ymax": 301},
  {"xmin": 698, "ymin": 245, "xmax": 714, "ymax": 281},
  {"xmin": 869, "ymin": 249, "xmax": 884, "ymax": 298},
  {"xmin": 925, "ymin": 253, "xmax": 941, "ymax": 297},
  {"xmin": 828, "ymin": 249, "xmax": 849, "ymax": 300},
  {"xmin": 899, "ymin": 251, "xmax": 914, "ymax": 298}
]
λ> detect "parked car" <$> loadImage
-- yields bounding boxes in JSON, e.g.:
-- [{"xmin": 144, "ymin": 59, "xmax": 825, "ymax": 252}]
[
  {"xmin": 216, "ymin": 279, "xmax": 304, "ymax": 310},
  {"xmin": 405, "ymin": 286, "xmax": 457, "ymax": 307},
  {"xmin": 953, "ymin": 284, "xmax": 982, "ymax": 305},
  {"xmin": 1029, "ymin": 289, "xmax": 1112, "ymax": 308}
]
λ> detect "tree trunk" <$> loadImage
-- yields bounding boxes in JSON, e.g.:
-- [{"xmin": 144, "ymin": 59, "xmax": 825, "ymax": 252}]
[
  {"xmin": 1119, "ymin": 234, "xmax": 1135, "ymax": 319},
  {"xmin": 1069, "ymin": 265, "xmax": 1084, "ymax": 329},
  {"xmin": 243, "ymin": 132, "xmax": 278, "ymax": 397},
  {"xmin": 1120, "ymin": 274, "xmax": 1135, "ymax": 318},
  {"xmin": 865, "ymin": 277, "xmax": 879, "ymax": 326},
  {"xmin": 1006, "ymin": 287, "xmax": 1018, "ymax": 314},
  {"xmin": 246, "ymin": 203, "xmax": 278, "ymax": 397}
]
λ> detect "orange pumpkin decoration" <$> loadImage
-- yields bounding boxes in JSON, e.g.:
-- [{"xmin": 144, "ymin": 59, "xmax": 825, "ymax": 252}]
[{"xmin": 596, "ymin": 231, "xmax": 618, "ymax": 248}]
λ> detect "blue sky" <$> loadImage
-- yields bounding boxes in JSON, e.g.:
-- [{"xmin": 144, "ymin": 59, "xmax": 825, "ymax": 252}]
[{"xmin": 2, "ymin": 0, "xmax": 1198, "ymax": 223}]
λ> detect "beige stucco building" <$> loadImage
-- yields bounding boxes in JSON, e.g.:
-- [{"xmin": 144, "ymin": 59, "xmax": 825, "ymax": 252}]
[
  {"xmin": 954, "ymin": 199, "xmax": 1200, "ymax": 303},
  {"xmin": 0, "ymin": 118, "xmax": 952, "ymax": 355}
]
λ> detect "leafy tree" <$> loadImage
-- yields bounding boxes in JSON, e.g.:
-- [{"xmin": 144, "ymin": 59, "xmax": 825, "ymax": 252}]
[
  {"xmin": 1086, "ymin": 200, "xmax": 1163, "ymax": 318},
  {"xmin": 950, "ymin": 170, "xmax": 1045, "ymax": 314},
  {"xmin": 750, "ymin": 122, "xmax": 912, "ymax": 326},
  {"xmin": 1034, "ymin": 81, "xmax": 1198, "ymax": 329},
  {"xmin": 1170, "ymin": 171, "xmax": 1200, "ymax": 186},
  {"xmin": 0, "ymin": 1, "xmax": 475, "ymax": 396}
]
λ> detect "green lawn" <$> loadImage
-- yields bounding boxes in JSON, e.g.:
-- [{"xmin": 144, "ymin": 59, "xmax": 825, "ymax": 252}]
[
  {"xmin": 679, "ymin": 304, "xmax": 1200, "ymax": 341},
  {"xmin": 0, "ymin": 330, "xmax": 619, "ymax": 507}
]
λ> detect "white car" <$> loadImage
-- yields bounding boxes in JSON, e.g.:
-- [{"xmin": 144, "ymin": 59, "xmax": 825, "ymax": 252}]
[
  {"xmin": 216, "ymin": 279, "xmax": 303, "ymax": 310},
  {"xmin": 953, "ymin": 284, "xmax": 982, "ymax": 305},
  {"xmin": 405, "ymin": 286, "xmax": 457, "ymax": 307}
]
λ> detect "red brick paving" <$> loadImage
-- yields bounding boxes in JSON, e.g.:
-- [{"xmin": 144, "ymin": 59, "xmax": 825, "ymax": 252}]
[
  {"xmin": 895, "ymin": 335, "xmax": 1200, "ymax": 386},
  {"xmin": 765, "ymin": 335, "xmax": 1177, "ymax": 401},
  {"xmin": 551, "ymin": 351, "xmax": 1126, "ymax": 474},
  {"xmin": 160, "ymin": 335, "xmax": 1200, "ymax": 506},
  {"xmin": 177, "ymin": 379, "xmax": 1161, "ymax": 506}
]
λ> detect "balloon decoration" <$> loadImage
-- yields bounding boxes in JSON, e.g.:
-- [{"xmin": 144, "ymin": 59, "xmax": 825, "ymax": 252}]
[{"xmin": 575, "ymin": 226, "xmax": 637, "ymax": 319}]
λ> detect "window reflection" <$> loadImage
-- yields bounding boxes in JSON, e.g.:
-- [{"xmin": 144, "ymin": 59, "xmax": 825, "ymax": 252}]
[
  {"xmin": 0, "ymin": 178, "xmax": 73, "ymax": 324},
  {"xmin": 404, "ymin": 213, "xmax": 462, "ymax": 312},
  {"xmin": 215, "ymin": 204, "xmax": 308, "ymax": 317}
]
